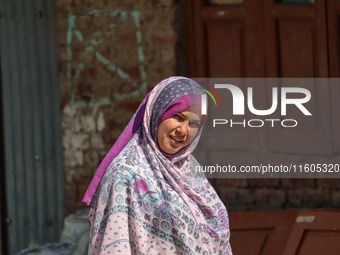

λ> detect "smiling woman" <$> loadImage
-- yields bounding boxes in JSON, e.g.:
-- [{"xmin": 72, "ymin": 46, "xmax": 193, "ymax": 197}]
[
  {"xmin": 157, "ymin": 106, "xmax": 202, "ymax": 155},
  {"xmin": 82, "ymin": 77, "xmax": 232, "ymax": 255}
]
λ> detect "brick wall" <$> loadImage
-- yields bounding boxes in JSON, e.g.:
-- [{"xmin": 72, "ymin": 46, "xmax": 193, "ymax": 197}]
[
  {"xmin": 55, "ymin": 0, "xmax": 186, "ymax": 213},
  {"xmin": 54, "ymin": 0, "xmax": 339, "ymax": 214},
  {"xmin": 213, "ymin": 178, "xmax": 340, "ymax": 212}
]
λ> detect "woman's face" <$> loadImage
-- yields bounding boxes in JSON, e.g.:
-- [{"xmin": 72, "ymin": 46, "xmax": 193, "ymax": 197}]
[{"xmin": 157, "ymin": 106, "xmax": 202, "ymax": 155}]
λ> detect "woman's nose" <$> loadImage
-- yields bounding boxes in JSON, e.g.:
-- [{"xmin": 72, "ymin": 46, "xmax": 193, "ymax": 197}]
[{"xmin": 176, "ymin": 122, "xmax": 189, "ymax": 136}]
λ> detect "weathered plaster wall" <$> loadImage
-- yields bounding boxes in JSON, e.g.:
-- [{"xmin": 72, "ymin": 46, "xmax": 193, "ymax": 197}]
[{"xmin": 55, "ymin": 0, "xmax": 185, "ymax": 213}]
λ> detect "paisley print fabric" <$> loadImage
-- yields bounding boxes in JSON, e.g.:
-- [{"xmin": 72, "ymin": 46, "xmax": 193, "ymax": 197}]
[{"xmin": 85, "ymin": 77, "xmax": 232, "ymax": 254}]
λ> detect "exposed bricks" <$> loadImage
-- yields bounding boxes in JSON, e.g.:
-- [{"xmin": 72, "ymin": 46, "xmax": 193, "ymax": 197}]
[
  {"xmin": 281, "ymin": 179, "xmax": 316, "ymax": 189},
  {"xmin": 219, "ymin": 187, "xmax": 238, "ymax": 207},
  {"xmin": 254, "ymin": 189, "xmax": 286, "ymax": 210},
  {"xmin": 215, "ymin": 182, "xmax": 336, "ymax": 211},
  {"xmin": 117, "ymin": 101, "xmax": 141, "ymax": 112},
  {"xmin": 214, "ymin": 178, "xmax": 248, "ymax": 188},
  {"xmin": 332, "ymin": 190, "xmax": 340, "ymax": 207},
  {"xmin": 248, "ymin": 178, "xmax": 280, "ymax": 188},
  {"xmin": 151, "ymin": 35, "xmax": 176, "ymax": 44},
  {"xmin": 120, "ymin": 66, "xmax": 141, "ymax": 80},
  {"xmin": 303, "ymin": 189, "xmax": 332, "ymax": 208},
  {"xmin": 56, "ymin": 0, "xmax": 186, "ymax": 213},
  {"xmin": 286, "ymin": 189, "xmax": 332, "ymax": 209},
  {"xmin": 287, "ymin": 189, "xmax": 305, "ymax": 208},
  {"xmin": 119, "ymin": 33, "xmax": 137, "ymax": 43},
  {"xmin": 238, "ymin": 189, "xmax": 255, "ymax": 205},
  {"xmin": 255, "ymin": 189, "xmax": 271, "ymax": 206},
  {"xmin": 317, "ymin": 179, "xmax": 340, "ymax": 189}
]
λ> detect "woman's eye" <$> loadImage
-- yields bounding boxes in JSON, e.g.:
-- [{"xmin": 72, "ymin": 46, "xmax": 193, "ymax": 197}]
[
  {"xmin": 190, "ymin": 122, "xmax": 200, "ymax": 128},
  {"xmin": 173, "ymin": 114, "xmax": 182, "ymax": 120}
]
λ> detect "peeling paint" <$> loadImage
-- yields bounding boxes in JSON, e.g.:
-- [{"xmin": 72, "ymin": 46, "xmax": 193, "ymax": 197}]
[
  {"xmin": 97, "ymin": 112, "xmax": 105, "ymax": 132},
  {"xmin": 136, "ymin": 31, "xmax": 142, "ymax": 43},
  {"xmin": 62, "ymin": 105, "xmax": 106, "ymax": 167},
  {"xmin": 75, "ymin": 63, "xmax": 85, "ymax": 79}
]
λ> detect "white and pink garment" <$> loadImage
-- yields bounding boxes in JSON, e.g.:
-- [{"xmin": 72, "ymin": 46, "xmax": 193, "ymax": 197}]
[{"xmin": 83, "ymin": 77, "xmax": 232, "ymax": 255}]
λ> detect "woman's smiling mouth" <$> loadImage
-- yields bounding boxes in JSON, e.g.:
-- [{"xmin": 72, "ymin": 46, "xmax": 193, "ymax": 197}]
[{"xmin": 170, "ymin": 135, "xmax": 184, "ymax": 144}]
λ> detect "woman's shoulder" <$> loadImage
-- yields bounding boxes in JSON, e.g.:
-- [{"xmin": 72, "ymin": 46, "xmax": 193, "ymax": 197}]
[
  {"xmin": 101, "ymin": 138, "xmax": 150, "ymax": 183},
  {"xmin": 188, "ymin": 155, "xmax": 207, "ymax": 179}
]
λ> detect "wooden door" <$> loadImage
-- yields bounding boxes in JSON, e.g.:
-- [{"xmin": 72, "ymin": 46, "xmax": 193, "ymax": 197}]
[
  {"xmin": 186, "ymin": 0, "xmax": 265, "ymax": 77},
  {"xmin": 229, "ymin": 210, "xmax": 298, "ymax": 255},
  {"xmin": 263, "ymin": 0, "xmax": 328, "ymax": 77},
  {"xmin": 283, "ymin": 211, "xmax": 340, "ymax": 255},
  {"xmin": 186, "ymin": 0, "xmax": 330, "ymax": 78},
  {"xmin": 262, "ymin": 0, "xmax": 332, "ymax": 155},
  {"xmin": 326, "ymin": 0, "xmax": 340, "ymax": 78},
  {"xmin": 229, "ymin": 210, "xmax": 340, "ymax": 255},
  {"xmin": 186, "ymin": 0, "xmax": 266, "ymax": 163},
  {"xmin": 328, "ymin": 0, "xmax": 340, "ymax": 154},
  {"xmin": 186, "ymin": 0, "xmax": 335, "ymax": 157}
]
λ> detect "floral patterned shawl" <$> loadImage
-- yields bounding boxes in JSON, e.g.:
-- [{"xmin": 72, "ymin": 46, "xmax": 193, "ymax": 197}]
[{"xmin": 84, "ymin": 77, "xmax": 232, "ymax": 255}]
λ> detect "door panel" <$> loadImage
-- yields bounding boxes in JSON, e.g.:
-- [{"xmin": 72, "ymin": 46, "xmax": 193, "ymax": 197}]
[
  {"xmin": 264, "ymin": 0, "xmax": 328, "ymax": 77},
  {"xmin": 206, "ymin": 22, "xmax": 244, "ymax": 77},
  {"xmin": 327, "ymin": 0, "xmax": 340, "ymax": 77},
  {"xmin": 229, "ymin": 210, "xmax": 299, "ymax": 255},
  {"xmin": 279, "ymin": 21, "xmax": 316, "ymax": 77},
  {"xmin": 283, "ymin": 211, "xmax": 340, "ymax": 255}
]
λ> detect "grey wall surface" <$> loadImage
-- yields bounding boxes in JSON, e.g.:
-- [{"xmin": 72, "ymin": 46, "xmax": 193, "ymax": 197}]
[{"xmin": 0, "ymin": 0, "xmax": 64, "ymax": 254}]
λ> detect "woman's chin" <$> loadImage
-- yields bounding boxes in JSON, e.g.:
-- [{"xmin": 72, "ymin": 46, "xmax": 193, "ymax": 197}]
[
  {"xmin": 162, "ymin": 144, "xmax": 182, "ymax": 155},
  {"xmin": 169, "ymin": 139, "xmax": 185, "ymax": 152},
  {"xmin": 164, "ymin": 148, "xmax": 180, "ymax": 155}
]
